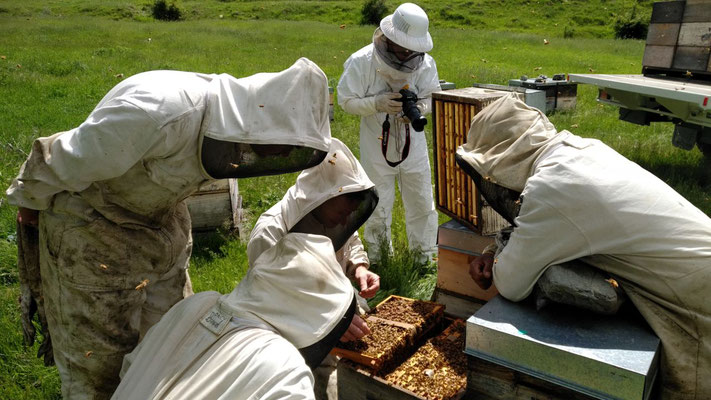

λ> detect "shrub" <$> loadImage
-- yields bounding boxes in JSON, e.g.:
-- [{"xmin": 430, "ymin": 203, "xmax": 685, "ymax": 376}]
[
  {"xmin": 152, "ymin": 0, "xmax": 182, "ymax": 21},
  {"xmin": 563, "ymin": 25, "xmax": 576, "ymax": 38},
  {"xmin": 614, "ymin": 6, "xmax": 648, "ymax": 39},
  {"xmin": 360, "ymin": 0, "xmax": 387, "ymax": 26}
]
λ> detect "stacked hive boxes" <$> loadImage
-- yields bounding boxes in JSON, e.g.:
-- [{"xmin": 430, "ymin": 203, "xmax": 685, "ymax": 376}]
[{"xmin": 643, "ymin": 0, "xmax": 711, "ymax": 75}]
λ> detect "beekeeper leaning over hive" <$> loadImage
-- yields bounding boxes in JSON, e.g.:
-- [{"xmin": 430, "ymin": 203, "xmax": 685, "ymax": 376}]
[
  {"xmin": 112, "ymin": 232, "xmax": 356, "ymax": 400},
  {"xmin": 337, "ymin": 2, "xmax": 441, "ymax": 265},
  {"xmin": 459, "ymin": 94, "xmax": 711, "ymax": 400},
  {"xmin": 6, "ymin": 57, "xmax": 332, "ymax": 399},
  {"xmin": 248, "ymin": 138, "xmax": 379, "ymax": 399}
]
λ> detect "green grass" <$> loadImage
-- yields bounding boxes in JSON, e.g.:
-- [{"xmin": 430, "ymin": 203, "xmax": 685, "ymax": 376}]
[{"xmin": 1, "ymin": 1, "xmax": 709, "ymax": 398}]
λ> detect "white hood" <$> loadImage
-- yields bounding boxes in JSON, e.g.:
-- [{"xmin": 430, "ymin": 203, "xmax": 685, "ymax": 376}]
[
  {"xmin": 203, "ymin": 57, "xmax": 331, "ymax": 152},
  {"xmin": 222, "ymin": 233, "xmax": 354, "ymax": 349},
  {"xmin": 456, "ymin": 93, "xmax": 566, "ymax": 192},
  {"xmin": 281, "ymin": 138, "xmax": 375, "ymax": 231}
]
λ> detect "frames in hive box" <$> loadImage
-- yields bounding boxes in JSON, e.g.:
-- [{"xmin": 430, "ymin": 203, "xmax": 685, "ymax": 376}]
[{"xmin": 384, "ymin": 319, "xmax": 468, "ymax": 400}]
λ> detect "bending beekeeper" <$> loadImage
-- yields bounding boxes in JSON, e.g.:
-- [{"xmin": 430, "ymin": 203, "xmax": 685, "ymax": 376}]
[
  {"xmin": 337, "ymin": 2, "xmax": 441, "ymax": 265},
  {"xmin": 248, "ymin": 138, "xmax": 379, "ymax": 399},
  {"xmin": 7, "ymin": 57, "xmax": 332, "ymax": 399},
  {"xmin": 458, "ymin": 94, "xmax": 711, "ymax": 400},
  {"xmin": 112, "ymin": 233, "xmax": 356, "ymax": 400}
]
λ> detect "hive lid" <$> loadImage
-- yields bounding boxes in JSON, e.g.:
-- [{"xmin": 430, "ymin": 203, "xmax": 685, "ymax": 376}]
[
  {"xmin": 432, "ymin": 87, "xmax": 519, "ymax": 105},
  {"xmin": 465, "ymin": 295, "xmax": 660, "ymax": 400}
]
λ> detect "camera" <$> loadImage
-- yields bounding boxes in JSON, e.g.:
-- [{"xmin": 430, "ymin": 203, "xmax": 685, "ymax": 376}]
[{"xmin": 398, "ymin": 88, "xmax": 427, "ymax": 132}]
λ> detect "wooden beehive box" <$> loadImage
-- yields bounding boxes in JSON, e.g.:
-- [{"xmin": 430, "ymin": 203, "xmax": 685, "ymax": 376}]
[
  {"xmin": 432, "ymin": 88, "xmax": 514, "ymax": 235},
  {"xmin": 643, "ymin": 0, "xmax": 711, "ymax": 78},
  {"xmin": 433, "ymin": 219, "xmax": 499, "ymax": 319},
  {"xmin": 186, "ymin": 179, "xmax": 242, "ymax": 232},
  {"xmin": 338, "ymin": 318, "xmax": 468, "ymax": 400},
  {"xmin": 332, "ymin": 295, "xmax": 444, "ymax": 372}
]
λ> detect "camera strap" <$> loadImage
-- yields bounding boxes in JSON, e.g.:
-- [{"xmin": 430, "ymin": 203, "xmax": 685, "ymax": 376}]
[{"xmin": 381, "ymin": 115, "xmax": 410, "ymax": 168}]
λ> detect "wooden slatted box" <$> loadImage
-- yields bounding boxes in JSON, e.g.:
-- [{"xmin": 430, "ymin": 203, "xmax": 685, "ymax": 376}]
[
  {"xmin": 186, "ymin": 179, "xmax": 242, "ymax": 232},
  {"xmin": 643, "ymin": 0, "xmax": 711, "ymax": 77},
  {"xmin": 432, "ymin": 88, "xmax": 514, "ymax": 235}
]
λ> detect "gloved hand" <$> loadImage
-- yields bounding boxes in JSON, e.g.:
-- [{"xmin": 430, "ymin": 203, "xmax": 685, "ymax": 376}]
[
  {"xmin": 374, "ymin": 92, "xmax": 403, "ymax": 114},
  {"xmin": 17, "ymin": 218, "xmax": 55, "ymax": 366}
]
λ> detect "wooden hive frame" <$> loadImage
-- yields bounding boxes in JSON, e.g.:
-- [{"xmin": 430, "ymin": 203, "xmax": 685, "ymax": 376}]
[
  {"xmin": 337, "ymin": 318, "xmax": 467, "ymax": 400},
  {"xmin": 331, "ymin": 295, "xmax": 445, "ymax": 371},
  {"xmin": 432, "ymin": 89, "xmax": 512, "ymax": 233}
]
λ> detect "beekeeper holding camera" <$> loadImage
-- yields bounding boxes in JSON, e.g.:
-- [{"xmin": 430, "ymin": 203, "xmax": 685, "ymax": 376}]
[{"xmin": 337, "ymin": 2, "xmax": 441, "ymax": 265}]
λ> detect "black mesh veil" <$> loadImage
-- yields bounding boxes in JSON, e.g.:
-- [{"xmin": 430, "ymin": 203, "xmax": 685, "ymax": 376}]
[
  {"xmin": 290, "ymin": 187, "xmax": 379, "ymax": 252},
  {"xmin": 455, "ymin": 153, "xmax": 522, "ymax": 226},
  {"xmin": 201, "ymin": 137, "xmax": 327, "ymax": 179},
  {"xmin": 299, "ymin": 294, "xmax": 356, "ymax": 369}
]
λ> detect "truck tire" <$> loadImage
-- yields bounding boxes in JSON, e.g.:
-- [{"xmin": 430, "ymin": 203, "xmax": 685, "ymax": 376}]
[{"xmin": 698, "ymin": 142, "xmax": 711, "ymax": 158}]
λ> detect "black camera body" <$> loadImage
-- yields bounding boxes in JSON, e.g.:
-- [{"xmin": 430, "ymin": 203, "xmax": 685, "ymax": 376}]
[{"xmin": 397, "ymin": 88, "xmax": 427, "ymax": 132}]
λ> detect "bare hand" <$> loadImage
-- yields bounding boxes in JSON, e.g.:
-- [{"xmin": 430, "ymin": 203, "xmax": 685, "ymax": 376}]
[
  {"xmin": 469, "ymin": 253, "xmax": 494, "ymax": 290},
  {"xmin": 340, "ymin": 314, "xmax": 370, "ymax": 342},
  {"xmin": 354, "ymin": 266, "xmax": 380, "ymax": 299},
  {"xmin": 17, "ymin": 208, "xmax": 39, "ymax": 227}
]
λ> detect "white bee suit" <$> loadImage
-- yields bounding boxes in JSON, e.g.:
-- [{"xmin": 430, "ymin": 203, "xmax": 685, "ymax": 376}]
[
  {"xmin": 337, "ymin": 41, "xmax": 440, "ymax": 263},
  {"xmin": 6, "ymin": 58, "xmax": 332, "ymax": 399},
  {"xmin": 113, "ymin": 233, "xmax": 355, "ymax": 400},
  {"xmin": 456, "ymin": 94, "xmax": 711, "ymax": 399},
  {"xmin": 247, "ymin": 138, "xmax": 375, "ymax": 278}
]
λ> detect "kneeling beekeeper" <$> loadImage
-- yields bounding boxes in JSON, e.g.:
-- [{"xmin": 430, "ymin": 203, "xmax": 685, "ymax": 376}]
[
  {"xmin": 7, "ymin": 57, "xmax": 333, "ymax": 399},
  {"xmin": 458, "ymin": 94, "xmax": 711, "ymax": 399},
  {"xmin": 247, "ymin": 138, "xmax": 380, "ymax": 399},
  {"xmin": 112, "ymin": 232, "xmax": 357, "ymax": 400}
]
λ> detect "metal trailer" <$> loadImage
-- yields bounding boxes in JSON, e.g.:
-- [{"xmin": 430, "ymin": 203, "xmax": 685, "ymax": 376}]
[{"xmin": 568, "ymin": 73, "xmax": 711, "ymax": 156}]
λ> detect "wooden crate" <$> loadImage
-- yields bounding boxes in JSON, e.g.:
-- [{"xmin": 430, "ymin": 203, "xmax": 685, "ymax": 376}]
[
  {"xmin": 432, "ymin": 88, "xmax": 513, "ymax": 233},
  {"xmin": 332, "ymin": 295, "xmax": 444, "ymax": 372},
  {"xmin": 433, "ymin": 220, "xmax": 498, "ymax": 319},
  {"xmin": 643, "ymin": 0, "xmax": 711, "ymax": 78},
  {"xmin": 338, "ymin": 319, "xmax": 468, "ymax": 400},
  {"xmin": 186, "ymin": 179, "xmax": 242, "ymax": 232}
]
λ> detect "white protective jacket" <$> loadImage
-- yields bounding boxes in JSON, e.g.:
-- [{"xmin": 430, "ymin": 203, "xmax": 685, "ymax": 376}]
[
  {"xmin": 456, "ymin": 94, "xmax": 711, "ymax": 399},
  {"xmin": 113, "ymin": 233, "xmax": 355, "ymax": 400},
  {"xmin": 6, "ymin": 57, "xmax": 331, "ymax": 225},
  {"xmin": 5, "ymin": 58, "xmax": 332, "ymax": 399},
  {"xmin": 247, "ymin": 138, "xmax": 375, "ymax": 279},
  {"xmin": 337, "ymin": 41, "xmax": 440, "ymax": 262}
]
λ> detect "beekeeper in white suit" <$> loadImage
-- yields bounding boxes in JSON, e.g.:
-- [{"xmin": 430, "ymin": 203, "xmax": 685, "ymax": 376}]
[
  {"xmin": 112, "ymin": 233, "xmax": 356, "ymax": 400},
  {"xmin": 459, "ymin": 94, "xmax": 711, "ymax": 400},
  {"xmin": 337, "ymin": 3, "xmax": 440, "ymax": 264},
  {"xmin": 248, "ymin": 138, "xmax": 380, "ymax": 399},
  {"xmin": 7, "ymin": 57, "xmax": 332, "ymax": 399}
]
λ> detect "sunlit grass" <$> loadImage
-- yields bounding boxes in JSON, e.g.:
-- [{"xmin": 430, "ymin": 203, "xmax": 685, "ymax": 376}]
[{"xmin": 1, "ymin": 1, "xmax": 707, "ymax": 397}]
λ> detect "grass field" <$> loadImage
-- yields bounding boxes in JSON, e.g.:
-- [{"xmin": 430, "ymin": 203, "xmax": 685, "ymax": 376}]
[{"xmin": 1, "ymin": 0, "xmax": 709, "ymax": 398}]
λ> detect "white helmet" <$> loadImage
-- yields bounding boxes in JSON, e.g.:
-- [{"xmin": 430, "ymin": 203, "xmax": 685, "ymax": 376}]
[{"xmin": 379, "ymin": 3, "xmax": 433, "ymax": 53}]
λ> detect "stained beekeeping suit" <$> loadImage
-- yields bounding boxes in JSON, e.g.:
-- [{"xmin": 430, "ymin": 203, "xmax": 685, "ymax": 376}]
[
  {"xmin": 6, "ymin": 57, "xmax": 332, "ymax": 399},
  {"xmin": 112, "ymin": 233, "xmax": 356, "ymax": 400},
  {"xmin": 337, "ymin": 3, "xmax": 440, "ymax": 264},
  {"xmin": 248, "ymin": 138, "xmax": 379, "ymax": 399},
  {"xmin": 457, "ymin": 94, "xmax": 711, "ymax": 400}
]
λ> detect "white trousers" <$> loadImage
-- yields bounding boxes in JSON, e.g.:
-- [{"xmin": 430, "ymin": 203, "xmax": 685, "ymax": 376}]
[{"xmin": 359, "ymin": 125, "xmax": 438, "ymax": 264}]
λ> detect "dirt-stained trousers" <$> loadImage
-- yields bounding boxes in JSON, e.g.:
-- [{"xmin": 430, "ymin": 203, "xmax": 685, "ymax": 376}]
[{"xmin": 39, "ymin": 201, "xmax": 193, "ymax": 400}]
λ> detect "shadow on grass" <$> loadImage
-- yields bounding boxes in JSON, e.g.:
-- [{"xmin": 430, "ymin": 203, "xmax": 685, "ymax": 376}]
[{"xmin": 190, "ymin": 230, "xmax": 233, "ymax": 263}]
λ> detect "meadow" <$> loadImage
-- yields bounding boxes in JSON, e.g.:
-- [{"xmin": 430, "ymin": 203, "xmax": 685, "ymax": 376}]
[{"xmin": 1, "ymin": 0, "xmax": 709, "ymax": 398}]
